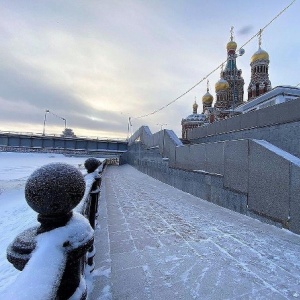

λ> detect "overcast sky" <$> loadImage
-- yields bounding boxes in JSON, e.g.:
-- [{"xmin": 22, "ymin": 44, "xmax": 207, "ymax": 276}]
[{"xmin": 0, "ymin": 0, "xmax": 299, "ymax": 139}]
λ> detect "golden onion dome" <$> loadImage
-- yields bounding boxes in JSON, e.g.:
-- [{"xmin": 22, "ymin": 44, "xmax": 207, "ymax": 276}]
[
  {"xmin": 251, "ymin": 47, "xmax": 269, "ymax": 63},
  {"xmin": 227, "ymin": 41, "xmax": 237, "ymax": 51},
  {"xmin": 202, "ymin": 91, "xmax": 213, "ymax": 104},
  {"xmin": 215, "ymin": 78, "xmax": 229, "ymax": 92}
]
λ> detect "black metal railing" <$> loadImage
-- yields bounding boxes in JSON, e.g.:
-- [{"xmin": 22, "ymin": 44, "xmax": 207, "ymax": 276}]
[{"xmin": 4, "ymin": 157, "xmax": 107, "ymax": 299}]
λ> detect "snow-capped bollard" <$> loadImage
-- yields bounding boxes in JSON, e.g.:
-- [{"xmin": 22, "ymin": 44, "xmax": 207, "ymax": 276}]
[
  {"xmin": 84, "ymin": 157, "xmax": 101, "ymax": 174},
  {"xmin": 84, "ymin": 158, "xmax": 102, "ymax": 225},
  {"xmin": 6, "ymin": 163, "xmax": 94, "ymax": 300},
  {"xmin": 84, "ymin": 158, "xmax": 102, "ymax": 272}
]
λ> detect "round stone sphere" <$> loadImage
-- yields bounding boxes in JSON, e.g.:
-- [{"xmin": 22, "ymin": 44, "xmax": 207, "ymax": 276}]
[
  {"xmin": 25, "ymin": 163, "xmax": 86, "ymax": 215},
  {"xmin": 84, "ymin": 158, "xmax": 101, "ymax": 173}
]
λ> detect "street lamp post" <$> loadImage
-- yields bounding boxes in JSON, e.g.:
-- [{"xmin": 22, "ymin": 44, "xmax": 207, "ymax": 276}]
[
  {"xmin": 42, "ymin": 110, "xmax": 49, "ymax": 136},
  {"xmin": 42, "ymin": 109, "xmax": 67, "ymax": 135},
  {"xmin": 127, "ymin": 117, "xmax": 132, "ymax": 140}
]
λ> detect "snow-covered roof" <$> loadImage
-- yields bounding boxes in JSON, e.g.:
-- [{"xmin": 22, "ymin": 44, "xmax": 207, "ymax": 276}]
[
  {"xmin": 182, "ymin": 113, "xmax": 206, "ymax": 123},
  {"xmin": 235, "ymin": 85, "xmax": 300, "ymax": 112}
]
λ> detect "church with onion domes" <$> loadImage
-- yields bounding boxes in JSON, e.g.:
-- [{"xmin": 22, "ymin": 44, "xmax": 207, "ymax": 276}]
[{"xmin": 181, "ymin": 27, "xmax": 274, "ymax": 138}]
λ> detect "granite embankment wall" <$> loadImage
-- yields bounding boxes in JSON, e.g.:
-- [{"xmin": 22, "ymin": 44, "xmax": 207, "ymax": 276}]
[
  {"xmin": 123, "ymin": 125, "xmax": 300, "ymax": 234},
  {"xmin": 188, "ymin": 99, "xmax": 300, "ymax": 158}
]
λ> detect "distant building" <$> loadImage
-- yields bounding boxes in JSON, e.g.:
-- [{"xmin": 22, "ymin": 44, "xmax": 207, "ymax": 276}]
[
  {"xmin": 181, "ymin": 28, "xmax": 299, "ymax": 136},
  {"xmin": 181, "ymin": 101, "xmax": 206, "ymax": 139}
]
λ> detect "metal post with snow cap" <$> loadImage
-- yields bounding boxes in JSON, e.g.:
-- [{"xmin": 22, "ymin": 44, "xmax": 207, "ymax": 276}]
[
  {"xmin": 83, "ymin": 157, "xmax": 102, "ymax": 272},
  {"xmin": 5, "ymin": 163, "xmax": 94, "ymax": 300}
]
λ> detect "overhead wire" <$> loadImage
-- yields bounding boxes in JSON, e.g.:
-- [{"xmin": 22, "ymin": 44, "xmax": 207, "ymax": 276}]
[{"xmin": 131, "ymin": 0, "xmax": 297, "ymax": 121}]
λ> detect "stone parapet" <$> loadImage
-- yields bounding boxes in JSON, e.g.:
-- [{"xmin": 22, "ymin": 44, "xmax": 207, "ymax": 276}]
[
  {"xmin": 123, "ymin": 136, "xmax": 300, "ymax": 234},
  {"xmin": 188, "ymin": 99, "xmax": 300, "ymax": 158}
]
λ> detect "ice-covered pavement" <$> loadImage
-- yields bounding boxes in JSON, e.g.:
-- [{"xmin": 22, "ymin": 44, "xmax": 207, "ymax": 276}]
[{"xmin": 90, "ymin": 165, "xmax": 300, "ymax": 300}]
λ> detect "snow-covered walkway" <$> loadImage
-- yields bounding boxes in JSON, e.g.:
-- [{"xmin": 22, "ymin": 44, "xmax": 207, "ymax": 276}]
[{"xmin": 90, "ymin": 164, "xmax": 300, "ymax": 300}]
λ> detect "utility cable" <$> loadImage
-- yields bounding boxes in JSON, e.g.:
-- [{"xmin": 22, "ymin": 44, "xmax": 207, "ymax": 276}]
[{"xmin": 132, "ymin": 0, "xmax": 296, "ymax": 121}]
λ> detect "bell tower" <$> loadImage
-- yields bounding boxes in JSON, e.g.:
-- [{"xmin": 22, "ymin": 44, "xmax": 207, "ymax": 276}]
[
  {"xmin": 223, "ymin": 26, "xmax": 245, "ymax": 109},
  {"xmin": 248, "ymin": 29, "xmax": 272, "ymax": 101}
]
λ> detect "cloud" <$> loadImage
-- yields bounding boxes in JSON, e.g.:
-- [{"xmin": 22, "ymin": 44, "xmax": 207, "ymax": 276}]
[
  {"xmin": 237, "ymin": 25, "xmax": 254, "ymax": 36},
  {"xmin": 0, "ymin": 0, "xmax": 299, "ymax": 139}
]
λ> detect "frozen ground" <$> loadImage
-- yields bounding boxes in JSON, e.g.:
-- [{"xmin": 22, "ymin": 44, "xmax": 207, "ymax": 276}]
[
  {"xmin": 90, "ymin": 165, "xmax": 300, "ymax": 300},
  {"xmin": 3, "ymin": 156, "xmax": 300, "ymax": 299},
  {"xmin": 0, "ymin": 152, "xmax": 88, "ymax": 294}
]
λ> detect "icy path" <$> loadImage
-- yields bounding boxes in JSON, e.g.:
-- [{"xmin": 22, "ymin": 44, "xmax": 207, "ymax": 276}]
[{"xmin": 90, "ymin": 165, "xmax": 300, "ymax": 300}]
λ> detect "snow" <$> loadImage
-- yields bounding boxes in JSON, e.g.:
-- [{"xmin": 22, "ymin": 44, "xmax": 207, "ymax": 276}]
[
  {"xmin": 253, "ymin": 139, "xmax": 300, "ymax": 166},
  {"xmin": 91, "ymin": 164, "xmax": 300, "ymax": 299},
  {"xmin": 69, "ymin": 275, "xmax": 87, "ymax": 300},
  {"xmin": 3, "ymin": 213, "xmax": 93, "ymax": 300},
  {"xmin": 25, "ymin": 162, "xmax": 86, "ymax": 215},
  {"xmin": 0, "ymin": 152, "xmax": 94, "ymax": 295},
  {"xmin": 166, "ymin": 129, "xmax": 183, "ymax": 146}
]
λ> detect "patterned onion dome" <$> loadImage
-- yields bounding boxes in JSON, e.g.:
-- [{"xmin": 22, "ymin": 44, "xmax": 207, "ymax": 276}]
[
  {"xmin": 185, "ymin": 113, "xmax": 206, "ymax": 122},
  {"xmin": 215, "ymin": 78, "xmax": 229, "ymax": 92},
  {"xmin": 251, "ymin": 48, "xmax": 269, "ymax": 63},
  {"xmin": 227, "ymin": 41, "xmax": 237, "ymax": 51},
  {"xmin": 202, "ymin": 91, "xmax": 213, "ymax": 105}
]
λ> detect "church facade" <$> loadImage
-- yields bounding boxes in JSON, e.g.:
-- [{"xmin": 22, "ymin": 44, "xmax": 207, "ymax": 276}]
[{"xmin": 182, "ymin": 27, "xmax": 273, "ymax": 138}]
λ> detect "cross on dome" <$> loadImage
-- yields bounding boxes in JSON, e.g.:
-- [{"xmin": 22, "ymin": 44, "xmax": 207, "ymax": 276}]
[
  {"xmin": 230, "ymin": 26, "xmax": 234, "ymax": 41},
  {"xmin": 258, "ymin": 28, "xmax": 262, "ymax": 48}
]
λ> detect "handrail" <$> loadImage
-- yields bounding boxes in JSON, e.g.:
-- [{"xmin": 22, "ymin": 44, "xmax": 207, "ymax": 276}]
[
  {"xmin": 0, "ymin": 130, "xmax": 127, "ymax": 142},
  {"xmin": 128, "ymin": 126, "xmax": 183, "ymax": 159},
  {"xmin": 3, "ymin": 158, "xmax": 107, "ymax": 299}
]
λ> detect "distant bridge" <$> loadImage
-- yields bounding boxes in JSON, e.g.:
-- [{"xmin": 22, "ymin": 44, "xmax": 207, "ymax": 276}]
[{"xmin": 0, "ymin": 131, "xmax": 128, "ymax": 156}]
